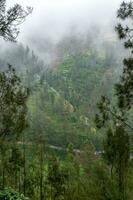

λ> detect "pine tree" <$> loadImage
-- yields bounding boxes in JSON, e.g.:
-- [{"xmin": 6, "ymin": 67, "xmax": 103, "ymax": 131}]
[
  {"xmin": 0, "ymin": 65, "xmax": 29, "ymax": 140},
  {"xmin": 95, "ymin": 2, "xmax": 133, "ymax": 199}
]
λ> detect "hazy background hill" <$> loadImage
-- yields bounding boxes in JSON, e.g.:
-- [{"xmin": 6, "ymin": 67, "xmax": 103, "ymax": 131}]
[{"xmin": 0, "ymin": 28, "xmax": 127, "ymax": 150}]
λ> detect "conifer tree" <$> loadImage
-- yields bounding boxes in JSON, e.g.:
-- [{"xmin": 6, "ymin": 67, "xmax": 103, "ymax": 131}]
[
  {"xmin": 0, "ymin": 65, "xmax": 29, "ymax": 140},
  {"xmin": 95, "ymin": 2, "xmax": 133, "ymax": 199}
]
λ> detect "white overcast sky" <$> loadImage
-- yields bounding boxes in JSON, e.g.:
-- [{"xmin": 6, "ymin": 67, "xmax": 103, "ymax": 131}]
[{"xmin": 6, "ymin": 0, "xmax": 129, "ymax": 46}]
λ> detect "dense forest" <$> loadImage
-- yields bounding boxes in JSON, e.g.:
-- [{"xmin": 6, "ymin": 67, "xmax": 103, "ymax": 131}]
[{"xmin": 0, "ymin": 0, "xmax": 133, "ymax": 200}]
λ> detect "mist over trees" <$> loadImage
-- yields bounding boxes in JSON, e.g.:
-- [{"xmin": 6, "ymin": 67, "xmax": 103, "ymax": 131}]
[{"xmin": 0, "ymin": 0, "xmax": 133, "ymax": 200}]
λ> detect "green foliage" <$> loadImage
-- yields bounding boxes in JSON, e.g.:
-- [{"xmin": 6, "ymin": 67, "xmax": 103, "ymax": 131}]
[
  {"xmin": 47, "ymin": 156, "xmax": 68, "ymax": 200},
  {"xmin": 0, "ymin": 65, "xmax": 29, "ymax": 139},
  {"xmin": 115, "ymin": 2, "xmax": 133, "ymax": 111},
  {"xmin": 0, "ymin": 188, "xmax": 29, "ymax": 200},
  {"xmin": 95, "ymin": 2, "xmax": 133, "ymax": 200}
]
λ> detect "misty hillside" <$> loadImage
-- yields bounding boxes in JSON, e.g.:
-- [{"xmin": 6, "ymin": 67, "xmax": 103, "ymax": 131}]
[
  {"xmin": 0, "ymin": 31, "xmax": 125, "ymax": 149},
  {"xmin": 1, "ymin": 1, "xmax": 133, "ymax": 200}
]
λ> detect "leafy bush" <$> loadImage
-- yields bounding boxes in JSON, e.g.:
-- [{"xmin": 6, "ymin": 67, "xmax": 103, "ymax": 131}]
[{"xmin": 0, "ymin": 188, "xmax": 29, "ymax": 200}]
